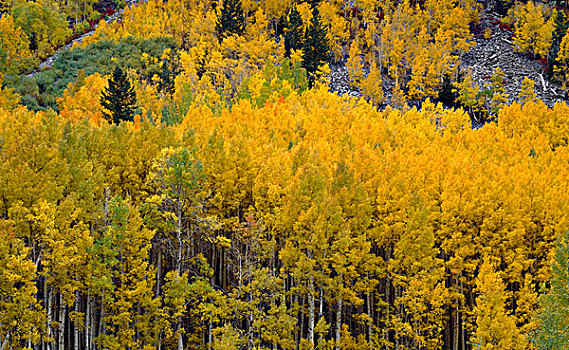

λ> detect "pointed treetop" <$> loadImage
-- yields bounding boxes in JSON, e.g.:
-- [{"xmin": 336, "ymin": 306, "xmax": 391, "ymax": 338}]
[{"xmin": 100, "ymin": 65, "xmax": 137, "ymax": 124}]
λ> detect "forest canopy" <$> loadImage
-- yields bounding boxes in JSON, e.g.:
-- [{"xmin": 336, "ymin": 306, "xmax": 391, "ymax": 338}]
[{"xmin": 1, "ymin": 0, "xmax": 569, "ymax": 349}]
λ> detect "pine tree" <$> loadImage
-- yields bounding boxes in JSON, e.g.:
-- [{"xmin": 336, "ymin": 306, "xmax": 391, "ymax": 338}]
[
  {"xmin": 549, "ymin": 10, "xmax": 568, "ymax": 79},
  {"xmin": 100, "ymin": 66, "xmax": 137, "ymax": 124},
  {"xmin": 532, "ymin": 230, "xmax": 569, "ymax": 350},
  {"xmin": 215, "ymin": 0, "xmax": 245, "ymax": 41},
  {"xmin": 438, "ymin": 73, "xmax": 459, "ymax": 108},
  {"xmin": 302, "ymin": 6, "xmax": 329, "ymax": 86},
  {"xmin": 29, "ymin": 32, "xmax": 37, "ymax": 51},
  {"xmin": 283, "ymin": 4, "xmax": 303, "ymax": 58},
  {"xmin": 158, "ymin": 59, "xmax": 175, "ymax": 96}
]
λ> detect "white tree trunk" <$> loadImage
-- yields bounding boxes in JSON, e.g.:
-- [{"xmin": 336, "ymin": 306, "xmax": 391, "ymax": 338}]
[
  {"xmin": 46, "ymin": 287, "xmax": 53, "ymax": 350},
  {"xmin": 308, "ymin": 276, "xmax": 315, "ymax": 348},
  {"xmin": 85, "ymin": 292, "xmax": 90, "ymax": 350},
  {"xmin": 74, "ymin": 292, "xmax": 79, "ymax": 350},
  {"xmin": 58, "ymin": 294, "xmax": 66, "ymax": 350},
  {"xmin": 335, "ymin": 295, "xmax": 342, "ymax": 350}
]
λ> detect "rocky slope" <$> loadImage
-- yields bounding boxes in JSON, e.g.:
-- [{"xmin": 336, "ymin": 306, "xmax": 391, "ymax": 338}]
[
  {"xmin": 328, "ymin": 12, "xmax": 567, "ymax": 107},
  {"xmin": 462, "ymin": 12, "xmax": 566, "ymax": 107}
]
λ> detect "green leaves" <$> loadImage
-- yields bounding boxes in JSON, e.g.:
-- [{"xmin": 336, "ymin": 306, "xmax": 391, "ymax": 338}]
[{"xmin": 532, "ymin": 231, "xmax": 569, "ymax": 350}]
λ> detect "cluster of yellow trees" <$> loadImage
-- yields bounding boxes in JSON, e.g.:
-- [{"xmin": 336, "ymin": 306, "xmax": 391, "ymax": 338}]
[
  {"xmin": 3, "ymin": 79, "xmax": 569, "ymax": 349},
  {"xmin": 505, "ymin": 1, "xmax": 569, "ymax": 89},
  {"xmin": 0, "ymin": 0, "xmax": 114, "ymax": 76},
  {"xmin": 2, "ymin": 0, "xmax": 569, "ymax": 349},
  {"xmin": 72, "ymin": 0, "xmax": 479, "ymax": 107}
]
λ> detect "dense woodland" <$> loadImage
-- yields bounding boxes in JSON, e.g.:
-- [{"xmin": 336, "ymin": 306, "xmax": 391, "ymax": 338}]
[{"xmin": 2, "ymin": 0, "xmax": 569, "ymax": 349}]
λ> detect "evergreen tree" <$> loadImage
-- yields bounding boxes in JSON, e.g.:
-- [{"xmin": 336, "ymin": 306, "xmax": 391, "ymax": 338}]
[
  {"xmin": 158, "ymin": 58, "xmax": 176, "ymax": 96},
  {"xmin": 100, "ymin": 65, "xmax": 137, "ymax": 124},
  {"xmin": 28, "ymin": 32, "xmax": 37, "ymax": 51},
  {"xmin": 283, "ymin": 4, "xmax": 303, "ymax": 58},
  {"xmin": 307, "ymin": 0, "xmax": 320, "ymax": 9},
  {"xmin": 532, "ymin": 230, "xmax": 569, "ymax": 350},
  {"xmin": 302, "ymin": 7, "xmax": 329, "ymax": 86},
  {"xmin": 438, "ymin": 74, "xmax": 459, "ymax": 108},
  {"xmin": 549, "ymin": 10, "xmax": 568, "ymax": 79},
  {"xmin": 215, "ymin": 0, "xmax": 245, "ymax": 41}
]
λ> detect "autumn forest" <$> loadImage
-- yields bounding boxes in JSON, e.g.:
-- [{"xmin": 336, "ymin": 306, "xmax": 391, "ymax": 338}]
[{"xmin": 1, "ymin": 0, "xmax": 569, "ymax": 349}]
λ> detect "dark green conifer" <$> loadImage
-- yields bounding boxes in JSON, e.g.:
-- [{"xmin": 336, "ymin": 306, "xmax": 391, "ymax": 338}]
[
  {"xmin": 302, "ymin": 6, "xmax": 329, "ymax": 86},
  {"xmin": 284, "ymin": 4, "xmax": 304, "ymax": 58},
  {"xmin": 100, "ymin": 65, "xmax": 137, "ymax": 124},
  {"xmin": 438, "ymin": 74, "xmax": 459, "ymax": 108},
  {"xmin": 215, "ymin": 0, "xmax": 245, "ymax": 41},
  {"xmin": 158, "ymin": 54, "xmax": 179, "ymax": 95},
  {"xmin": 548, "ymin": 11, "xmax": 568, "ymax": 79},
  {"xmin": 307, "ymin": 0, "xmax": 320, "ymax": 9},
  {"xmin": 158, "ymin": 60, "xmax": 174, "ymax": 95},
  {"xmin": 29, "ymin": 32, "xmax": 37, "ymax": 51}
]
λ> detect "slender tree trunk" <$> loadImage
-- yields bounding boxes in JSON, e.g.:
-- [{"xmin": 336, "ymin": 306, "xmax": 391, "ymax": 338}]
[
  {"xmin": 461, "ymin": 281, "xmax": 465, "ymax": 350},
  {"xmin": 178, "ymin": 321, "xmax": 184, "ymax": 350},
  {"xmin": 319, "ymin": 288, "xmax": 324, "ymax": 345},
  {"xmin": 46, "ymin": 287, "xmax": 53, "ymax": 350},
  {"xmin": 176, "ymin": 202, "xmax": 183, "ymax": 273},
  {"xmin": 74, "ymin": 292, "xmax": 80, "ymax": 350},
  {"xmin": 85, "ymin": 291, "xmax": 91, "ymax": 350},
  {"xmin": 58, "ymin": 295, "xmax": 66, "ymax": 350},
  {"xmin": 367, "ymin": 290, "xmax": 373, "ymax": 348},
  {"xmin": 454, "ymin": 277, "xmax": 459, "ymax": 350},
  {"xmin": 155, "ymin": 243, "xmax": 162, "ymax": 298},
  {"xmin": 99, "ymin": 293, "xmax": 106, "ymax": 338},
  {"xmin": 299, "ymin": 295, "xmax": 305, "ymax": 350},
  {"xmin": 294, "ymin": 292, "xmax": 300, "ymax": 350},
  {"xmin": 207, "ymin": 320, "xmax": 212, "ymax": 350},
  {"xmin": 1, "ymin": 336, "xmax": 9, "ymax": 350},
  {"xmin": 335, "ymin": 295, "xmax": 342, "ymax": 350},
  {"xmin": 249, "ymin": 293, "xmax": 254, "ymax": 348},
  {"xmin": 308, "ymin": 276, "xmax": 315, "ymax": 348}
]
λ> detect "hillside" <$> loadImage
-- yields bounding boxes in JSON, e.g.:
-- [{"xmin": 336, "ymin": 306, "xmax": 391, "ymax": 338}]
[{"xmin": 1, "ymin": 0, "xmax": 569, "ymax": 350}]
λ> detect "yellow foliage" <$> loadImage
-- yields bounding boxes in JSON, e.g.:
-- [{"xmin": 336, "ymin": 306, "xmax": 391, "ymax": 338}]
[
  {"xmin": 0, "ymin": 75, "xmax": 20, "ymax": 110},
  {"xmin": 360, "ymin": 61, "xmax": 383, "ymax": 105},
  {"xmin": 555, "ymin": 30, "xmax": 569, "ymax": 90},
  {"xmin": 518, "ymin": 76, "xmax": 537, "ymax": 103},
  {"xmin": 57, "ymin": 72, "xmax": 107, "ymax": 125},
  {"xmin": 510, "ymin": 1, "xmax": 554, "ymax": 58},
  {"xmin": 0, "ymin": 14, "xmax": 31, "ymax": 74},
  {"xmin": 346, "ymin": 39, "xmax": 364, "ymax": 87},
  {"xmin": 319, "ymin": 1, "xmax": 349, "ymax": 61}
]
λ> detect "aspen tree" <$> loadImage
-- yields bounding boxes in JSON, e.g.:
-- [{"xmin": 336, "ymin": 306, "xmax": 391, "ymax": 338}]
[
  {"xmin": 488, "ymin": 67, "xmax": 509, "ymax": 114},
  {"xmin": 532, "ymin": 229, "xmax": 569, "ymax": 350},
  {"xmin": 0, "ymin": 221, "xmax": 44, "ymax": 349},
  {"xmin": 555, "ymin": 31, "xmax": 569, "ymax": 89},
  {"xmin": 361, "ymin": 61, "xmax": 384, "ymax": 105},
  {"xmin": 519, "ymin": 77, "xmax": 537, "ymax": 103},
  {"xmin": 346, "ymin": 39, "xmax": 364, "ymax": 88},
  {"xmin": 473, "ymin": 258, "xmax": 525, "ymax": 350}
]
